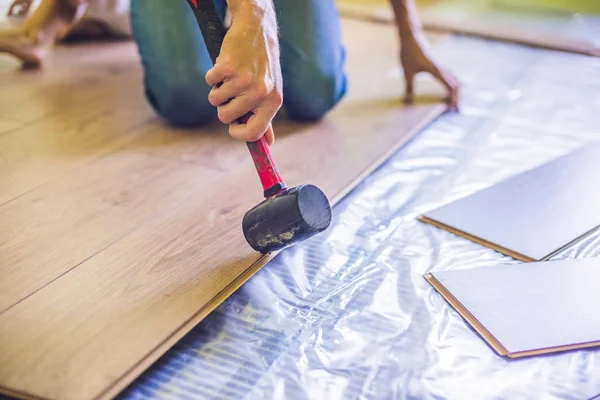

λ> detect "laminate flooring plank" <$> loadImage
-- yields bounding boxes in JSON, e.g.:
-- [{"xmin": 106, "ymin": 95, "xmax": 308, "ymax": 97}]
[
  {"xmin": 0, "ymin": 39, "xmax": 133, "ymax": 84},
  {"xmin": 426, "ymin": 258, "xmax": 600, "ymax": 358},
  {"xmin": 0, "ymin": 19, "xmax": 448, "ymax": 400},
  {"xmin": 0, "ymin": 42, "xmax": 142, "ymax": 123},
  {"xmin": 420, "ymin": 142, "xmax": 600, "ymax": 261},
  {"xmin": 0, "ymin": 80, "xmax": 153, "ymax": 206},
  {"xmin": 122, "ymin": 120, "xmax": 253, "ymax": 173},
  {"xmin": 0, "ymin": 150, "xmax": 214, "ymax": 314}
]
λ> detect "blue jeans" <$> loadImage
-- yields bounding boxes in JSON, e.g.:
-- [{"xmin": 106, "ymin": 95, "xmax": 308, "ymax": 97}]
[{"xmin": 130, "ymin": 0, "xmax": 347, "ymax": 127}]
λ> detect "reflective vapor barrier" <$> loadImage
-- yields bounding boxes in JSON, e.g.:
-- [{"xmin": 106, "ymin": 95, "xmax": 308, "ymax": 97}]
[{"xmin": 120, "ymin": 36, "xmax": 600, "ymax": 399}]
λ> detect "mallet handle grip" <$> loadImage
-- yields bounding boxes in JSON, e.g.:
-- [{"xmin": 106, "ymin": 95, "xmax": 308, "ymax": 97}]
[{"xmin": 185, "ymin": 0, "xmax": 286, "ymax": 198}]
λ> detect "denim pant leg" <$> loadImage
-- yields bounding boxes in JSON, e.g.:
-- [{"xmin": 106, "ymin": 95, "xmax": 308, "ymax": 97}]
[
  {"xmin": 130, "ymin": 0, "xmax": 346, "ymax": 127},
  {"xmin": 129, "ymin": 0, "xmax": 226, "ymax": 127},
  {"xmin": 275, "ymin": 0, "xmax": 347, "ymax": 121}
]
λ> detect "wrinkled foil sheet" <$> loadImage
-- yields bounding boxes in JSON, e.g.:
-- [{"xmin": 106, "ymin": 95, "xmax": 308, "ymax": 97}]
[{"xmin": 117, "ymin": 36, "xmax": 600, "ymax": 400}]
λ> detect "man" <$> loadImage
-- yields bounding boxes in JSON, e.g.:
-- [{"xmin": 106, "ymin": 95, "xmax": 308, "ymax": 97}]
[
  {"xmin": 2, "ymin": 0, "xmax": 458, "ymax": 145},
  {"xmin": 130, "ymin": 0, "xmax": 459, "ymax": 145}
]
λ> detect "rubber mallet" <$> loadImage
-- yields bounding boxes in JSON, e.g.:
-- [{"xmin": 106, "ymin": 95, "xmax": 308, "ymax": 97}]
[{"xmin": 185, "ymin": 0, "xmax": 333, "ymax": 254}]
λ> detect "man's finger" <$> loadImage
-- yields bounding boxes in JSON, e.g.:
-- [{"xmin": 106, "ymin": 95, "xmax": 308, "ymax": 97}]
[
  {"xmin": 244, "ymin": 106, "xmax": 276, "ymax": 142},
  {"xmin": 205, "ymin": 61, "xmax": 233, "ymax": 87},
  {"xmin": 208, "ymin": 80, "xmax": 240, "ymax": 107},
  {"xmin": 216, "ymin": 93, "xmax": 260, "ymax": 125},
  {"xmin": 446, "ymin": 73, "xmax": 460, "ymax": 110},
  {"xmin": 427, "ymin": 64, "xmax": 459, "ymax": 109},
  {"xmin": 440, "ymin": 71, "xmax": 459, "ymax": 110},
  {"xmin": 229, "ymin": 105, "xmax": 274, "ymax": 143}
]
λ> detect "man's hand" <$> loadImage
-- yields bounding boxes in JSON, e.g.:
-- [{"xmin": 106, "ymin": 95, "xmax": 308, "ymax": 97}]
[
  {"xmin": 390, "ymin": 0, "xmax": 460, "ymax": 110},
  {"xmin": 205, "ymin": 1, "xmax": 282, "ymax": 146},
  {"xmin": 400, "ymin": 31, "xmax": 459, "ymax": 109}
]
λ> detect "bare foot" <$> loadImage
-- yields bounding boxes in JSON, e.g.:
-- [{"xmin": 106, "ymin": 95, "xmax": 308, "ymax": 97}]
[
  {"xmin": 0, "ymin": 0, "xmax": 87, "ymax": 67},
  {"xmin": 0, "ymin": 26, "xmax": 48, "ymax": 66}
]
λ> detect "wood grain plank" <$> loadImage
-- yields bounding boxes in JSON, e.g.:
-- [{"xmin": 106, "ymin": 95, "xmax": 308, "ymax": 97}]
[
  {"xmin": 0, "ymin": 41, "xmax": 153, "ymax": 206},
  {"xmin": 0, "ymin": 150, "xmax": 214, "ymax": 314},
  {"xmin": 121, "ymin": 119, "xmax": 253, "ymax": 172},
  {"xmin": 0, "ymin": 19, "xmax": 449, "ymax": 400},
  {"xmin": 0, "ymin": 80, "xmax": 153, "ymax": 206},
  {"xmin": 0, "ymin": 42, "xmax": 142, "ymax": 123}
]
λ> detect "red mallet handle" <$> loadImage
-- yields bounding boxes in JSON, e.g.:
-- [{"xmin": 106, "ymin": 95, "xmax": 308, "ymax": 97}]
[
  {"xmin": 238, "ymin": 113, "xmax": 286, "ymax": 198},
  {"xmin": 185, "ymin": 0, "xmax": 287, "ymax": 198}
]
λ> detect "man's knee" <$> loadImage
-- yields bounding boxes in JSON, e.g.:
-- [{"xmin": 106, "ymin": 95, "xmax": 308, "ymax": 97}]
[
  {"xmin": 130, "ymin": 0, "xmax": 218, "ymax": 127},
  {"xmin": 145, "ymin": 78, "xmax": 216, "ymax": 127},
  {"xmin": 283, "ymin": 61, "xmax": 347, "ymax": 122}
]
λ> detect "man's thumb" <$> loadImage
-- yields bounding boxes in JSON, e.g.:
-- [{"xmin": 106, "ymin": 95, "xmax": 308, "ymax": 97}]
[{"xmin": 264, "ymin": 124, "xmax": 275, "ymax": 146}]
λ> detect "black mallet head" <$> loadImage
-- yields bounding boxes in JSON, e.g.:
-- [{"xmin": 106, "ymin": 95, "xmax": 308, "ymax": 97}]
[{"xmin": 242, "ymin": 184, "xmax": 332, "ymax": 254}]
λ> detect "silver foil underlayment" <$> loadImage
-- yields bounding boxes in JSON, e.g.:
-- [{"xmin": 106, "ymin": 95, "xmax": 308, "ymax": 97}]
[{"xmin": 117, "ymin": 35, "xmax": 600, "ymax": 400}]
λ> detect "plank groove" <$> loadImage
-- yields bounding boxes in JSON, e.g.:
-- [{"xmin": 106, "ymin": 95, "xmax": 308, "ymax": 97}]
[{"xmin": 0, "ymin": 117, "xmax": 22, "ymax": 136}]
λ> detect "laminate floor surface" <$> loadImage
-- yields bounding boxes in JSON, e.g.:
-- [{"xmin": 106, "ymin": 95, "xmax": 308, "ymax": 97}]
[{"xmin": 0, "ymin": 18, "xmax": 451, "ymax": 400}]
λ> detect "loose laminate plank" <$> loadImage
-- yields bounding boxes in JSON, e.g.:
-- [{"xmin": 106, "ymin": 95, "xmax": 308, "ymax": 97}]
[
  {"xmin": 426, "ymin": 258, "xmax": 600, "ymax": 358},
  {"xmin": 420, "ymin": 142, "xmax": 600, "ymax": 261},
  {"xmin": 0, "ymin": 19, "xmax": 449, "ymax": 400}
]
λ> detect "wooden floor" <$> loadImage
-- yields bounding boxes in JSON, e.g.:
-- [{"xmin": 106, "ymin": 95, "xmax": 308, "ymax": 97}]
[{"xmin": 0, "ymin": 18, "xmax": 449, "ymax": 400}]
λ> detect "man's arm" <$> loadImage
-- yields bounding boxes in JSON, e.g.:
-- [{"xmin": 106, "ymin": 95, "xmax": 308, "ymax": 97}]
[
  {"xmin": 205, "ymin": 0, "xmax": 283, "ymax": 145},
  {"xmin": 389, "ymin": 0, "xmax": 459, "ymax": 109},
  {"xmin": 390, "ymin": 0, "xmax": 422, "ymax": 39}
]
